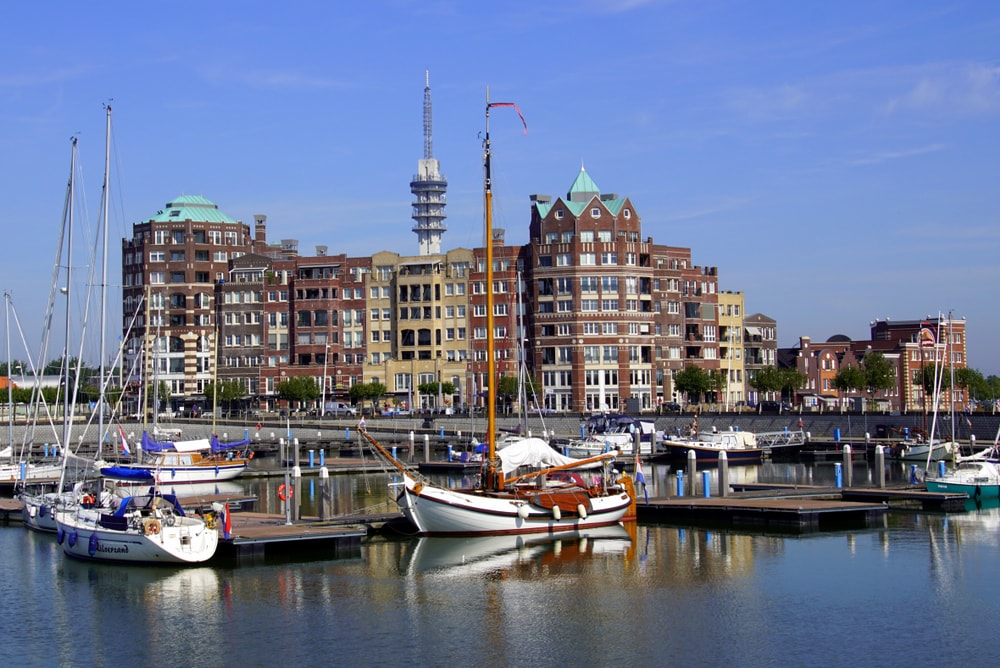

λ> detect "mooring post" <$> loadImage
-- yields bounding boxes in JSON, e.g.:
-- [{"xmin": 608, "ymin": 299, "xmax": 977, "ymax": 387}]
[
  {"xmin": 719, "ymin": 450, "xmax": 730, "ymax": 497},
  {"xmin": 875, "ymin": 445, "xmax": 885, "ymax": 488},
  {"xmin": 318, "ymin": 467, "xmax": 330, "ymax": 520},
  {"xmin": 676, "ymin": 470, "xmax": 684, "ymax": 497},
  {"xmin": 702, "ymin": 470, "xmax": 711, "ymax": 498},
  {"xmin": 834, "ymin": 462, "xmax": 843, "ymax": 488},
  {"xmin": 687, "ymin": 449, "xmax": 697, "ymax": 487},
  {"xmin": 843, "ymin": 444, "xmax": 853, "ymax": 487}
]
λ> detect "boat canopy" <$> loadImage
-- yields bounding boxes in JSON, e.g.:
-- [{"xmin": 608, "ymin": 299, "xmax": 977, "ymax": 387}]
[{"xmin": 498, "ymin": 437, "xmax": 582, "ymax": 475}]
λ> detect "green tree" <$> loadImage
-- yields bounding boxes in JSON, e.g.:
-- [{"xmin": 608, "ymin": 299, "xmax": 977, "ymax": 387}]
[
  {"xmin": 674, "ymin": 365, "xmax": 713, "ymax": 405},
  {"xmin": 748, "ymin": 365, "xmax": 783, "ymax": 402},
  {"xmin": 833, "ymin": 364, "xmax": 865, "ymax": 411},
  {"xmin": 276, "ymin": 376, "xmax": 320, "ymax": 409},
  {"xmin": 861, "ymin": 351, "xmax": 896, "ymax": 412},
  {"xmin": 349, "ymin": 381, "xmax": 387, "ymax": 413},
  {"xmin": 778, "ymin": 368, "xmax": 806, "ymax": 406},
  {"xmin": 204, "ymin": 379, "xmax": 247, "ymax": 414}
]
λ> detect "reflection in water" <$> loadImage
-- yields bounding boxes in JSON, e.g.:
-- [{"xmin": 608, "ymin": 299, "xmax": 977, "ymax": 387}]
[{"xmin": 5, "ymin": 461, "xmax": 999, "ymax": 665}]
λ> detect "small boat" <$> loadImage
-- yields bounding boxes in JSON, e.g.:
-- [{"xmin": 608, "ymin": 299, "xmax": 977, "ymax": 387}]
[
  {"xmin": 98, "ymin": 433, "xmax": 250, "ymax": 485},
  {"xmin": 357, "ymin": 95, "xmax": 634, "ymax": 537},
  {"xmin": 655, "ymin": 415, "xmax": 763, "ymax": 465},
  {"xmin": 568, "ymin": 414, "xmax": 656, "ymax": 457},
  {"xmin": 925, "ymin": 461, "xmax": 1000, "ymax": 499},
  {"xmin": 891, "ymin": 439, "xmax": 958, "ymax": 462},
  {"xmin": 54, "ymin": 491, "xmax": 219, "ymax": 564}
]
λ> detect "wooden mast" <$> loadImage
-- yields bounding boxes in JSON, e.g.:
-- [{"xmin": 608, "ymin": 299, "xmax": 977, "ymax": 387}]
[{"xmin": 483, "ymin": 90, "xmax": 500, "ymax": 490}]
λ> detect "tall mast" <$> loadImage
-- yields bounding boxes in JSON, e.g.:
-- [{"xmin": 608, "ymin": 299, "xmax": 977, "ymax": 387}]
[
  {"xmin": 97, "ymin": 104, "xmax": 111, "ymax": 457},
  {"xmin": 482, "ymin": 90, "xmax": 527, "ymax": 491},
  {"xmin": 61, "ymin": 138, "xmax": 77, "ymax": 454}
]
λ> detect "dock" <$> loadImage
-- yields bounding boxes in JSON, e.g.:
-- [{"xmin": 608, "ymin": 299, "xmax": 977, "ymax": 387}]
[{"xmin": 638, "ymin": 496, "xmax": 886, "ymax": 532}]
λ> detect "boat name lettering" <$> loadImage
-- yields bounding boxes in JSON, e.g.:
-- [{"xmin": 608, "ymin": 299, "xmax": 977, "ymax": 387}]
[{"xmin": 96, "ymin": 544, "xmax": 129, "ymax": 554}]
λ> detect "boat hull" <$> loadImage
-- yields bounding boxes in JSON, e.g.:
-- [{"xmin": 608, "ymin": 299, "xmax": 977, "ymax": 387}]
[
  {"xmin": 102, "ymin": 461, "xmax": 247, "ymax": 485},
  {"xmin": 658, "ymin": 442, "xmax": 763, "ymax": 465},
  {"xmin": 55, "ymin": 509, "xmax": 218, "ymax": 564},
  {"xmin": 925, "ymin": 480, "xmax": 1000, "ymax": 498},
  {"xmin": 399, "ymin": 474, "xmax": 631, "ymax": 536}
]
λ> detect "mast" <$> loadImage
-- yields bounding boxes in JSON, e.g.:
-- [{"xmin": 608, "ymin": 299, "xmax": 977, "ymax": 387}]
[
  {"xmin": 56, "ymin": 138, "xmax": 78, "ymax": 491},
  {"xmin": 482, "ymin": 90, "xmax": 527, "ymax": 491},
  {"xmin": 5, "ymin": 292, "xmax": 12, "ymax": 466},
  {"xmin": 483, "ymin": 90, "xmax": 499, "ymax": 490},
  {"xmin": 97, "ymin": 104, "xmax": 111, "ymax": 457}
]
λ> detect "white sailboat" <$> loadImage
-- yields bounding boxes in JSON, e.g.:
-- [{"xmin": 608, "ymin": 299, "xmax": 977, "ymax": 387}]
[{"xmin": 359, "ymin": 92, "xmax": 634, "ymax": 536}]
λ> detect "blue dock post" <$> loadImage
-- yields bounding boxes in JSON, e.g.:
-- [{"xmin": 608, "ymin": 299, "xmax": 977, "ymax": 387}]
[
  {"xmin": 308, "ymin": 449, "xmax": 314, "ymax": 468},
  {"xmin": 676, "ymin": 470, "xmax": 685, "ymax": 497},
  {"xmin": 938, "ymin": 460, "xmax": 946, "ymax": 478},
  {"xmin": 345, "ymin": 427, "xmax": 350, "ymax": 441},
  {"xmin": 834, "ymin": 427, "xmax": 841, "ymax": 442},
  {"xmin": 320, "ymin": 449, "xmax": 325, "ymax": 467},
  {"xmin": 44, "ymin": 443, "xmax": 49, "ymax": 457},
  {"xmin": 392, "ymin": 446, "xmax": 397, "ymax": 459},
  {"xmin": 440, "ymin": 426, "xmax": 445, "ymax": 440},
  {"xmin": 702, "ymin": 470, "xmax": 711, "ymax": 498},
  {"xmin": 909, "ymin": 464, "xmax": 918, "ymax": 484},
  {"xmin": 448, "ymin": 445, "xmax": 453, "ymax": 461},
  {"xmin": 834, "ymin": 462, "xmax": 843, "ymax": 488},
  {"xmin": 580, "ymin": 424, "xmax": 586, "ymax": 438}
]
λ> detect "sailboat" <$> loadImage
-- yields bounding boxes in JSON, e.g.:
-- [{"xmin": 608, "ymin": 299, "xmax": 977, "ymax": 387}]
[
  {"xmin": 358, "ymin": 92, "xmax": 634, "ymax": 536},
  {"xmin": 21, "ymin": 109, "xmax": 123, "ymax": 530}
]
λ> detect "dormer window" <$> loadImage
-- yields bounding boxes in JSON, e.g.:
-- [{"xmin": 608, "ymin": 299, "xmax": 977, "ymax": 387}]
[
  {"xmin": 591, "ymin": 207, "xmax": 601, "ymax": 217},
  {"xmin": 623, "ymin": 209, "xmax": 631, "ymax": 219},
  {"xmin": 555, "ymin": 210, "xmax": 564, "ymax": 219}
]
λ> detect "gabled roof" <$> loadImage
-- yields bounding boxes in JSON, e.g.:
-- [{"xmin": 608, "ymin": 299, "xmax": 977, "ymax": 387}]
[{"xmin": 147, "ymin": 195, "xmax": 237, "ymax": 224}]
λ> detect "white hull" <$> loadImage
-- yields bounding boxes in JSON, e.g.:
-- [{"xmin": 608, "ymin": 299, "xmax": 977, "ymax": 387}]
[
  {"xmin": 104, "ymin": 461, "xmax": 247, "ymax": 485},
  {"xmin": 567, "ymin": 435, "xmax": 651, "ymax": 458},
  {"xmin": 54, "ymin": 501, "xmax": 218, "ymax": 564},
  {"xmin": 1, "ymin": 462, "xmax": 63, "ymax": 483},
  {"xmin": 897, "ymin": 441, "xmax": 957, "ymax": 462},
  {"xmin": 398, "ymin": 473, "xmax": 631, "ymax": 536}
]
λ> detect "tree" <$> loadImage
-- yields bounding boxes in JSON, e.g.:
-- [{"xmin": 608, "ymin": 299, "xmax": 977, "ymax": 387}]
[
  {"xmin": 748, "ymin": 366, "xmax": 783, "ymax": 401},
  {"xmin": 833, "ymin": 364, "xmax": 865, "ymax": 411},
  {"xmin": 276, "ymin": 376, "xmax": 320, "ymax": 408},
  {"xmin": 707, "ymin": 370, "xmax": 727, "ymax": 410},
  {"xmin": 778, "ymin": 368, "xmax": 806, "ymax": 405},
  {"xmin": 204, "ymin": 379, "xmax": 247, "ymax": 415},
  {"xmin": 674, "ymin": 365, "xmax": 713, "ymax": 405},
  {"xmin": 349, "ymin": 381, "xmax": 387, "ymax": 413},
  {"xmin": 861, "ymin": 351, "xmax": 896, "ymax": 412}
]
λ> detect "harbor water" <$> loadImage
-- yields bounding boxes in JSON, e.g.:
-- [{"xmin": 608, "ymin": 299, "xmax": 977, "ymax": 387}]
[{"xmin": 3, "ymin": 461, "xmax": 1000, "ymax": 667}]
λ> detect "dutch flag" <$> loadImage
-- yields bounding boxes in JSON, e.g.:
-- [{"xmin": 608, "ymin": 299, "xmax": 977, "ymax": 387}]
[
  {"xmin": 635, "ymin": 459, "xmax": 649, "ymax": 504},
  {"xmin": 118, "ymin": 425, "xmax": 131, "ymax": 456}
]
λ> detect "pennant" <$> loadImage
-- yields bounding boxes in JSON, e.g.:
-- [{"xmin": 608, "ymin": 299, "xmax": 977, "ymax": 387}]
[{"xmin": 635, "ymin": 460, "xmax": 649, "ymax": 504}]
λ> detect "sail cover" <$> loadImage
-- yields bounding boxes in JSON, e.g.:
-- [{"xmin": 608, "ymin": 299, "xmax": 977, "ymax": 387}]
[{"xmin": 498, "ymin": 437, "xmax": 581, "ymax": 475}]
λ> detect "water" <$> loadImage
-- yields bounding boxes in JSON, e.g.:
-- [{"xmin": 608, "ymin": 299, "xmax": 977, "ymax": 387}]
[{"xmin": 3, "ymin": 463, "xmax": 1000, "ymax": 667}]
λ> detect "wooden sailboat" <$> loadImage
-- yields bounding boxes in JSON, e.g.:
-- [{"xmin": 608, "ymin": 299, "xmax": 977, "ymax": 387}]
[{"xmin": 358, "ymin": 91, "xmax": 635, "ymax": 536}]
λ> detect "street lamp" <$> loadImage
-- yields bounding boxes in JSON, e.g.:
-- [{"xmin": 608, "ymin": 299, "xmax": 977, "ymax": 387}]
[{"xmin": 320, "ymin": 343, "xmax": 330, "ymax": 418}]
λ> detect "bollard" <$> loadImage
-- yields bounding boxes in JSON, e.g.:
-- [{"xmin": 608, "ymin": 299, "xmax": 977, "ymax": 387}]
[
  {"xmin": 392, "ymin": 446, "xmax": 397, "ymax": 459},
  {"xmin": 843, "ymin": 444, "xmax": 853, "ymax": 487},
  {"xmin": 245, "ymin": 428, "xmax": 250, "ymax": 441},
  {"xmin": 318, "ymin": 467, "xmax": 330, "ymax": 521},
  {"xmin": 580, "ymin": 424, "xmax": 586, "ymax": 438},
  {"xmin": 702, "ymin": 470, "xmax": 711, "ymax": 498},
  {"xmin": 292, "ymin": 465, "xmax": 302, "ymax": 522},
  {"xmin": 687, "ymin": 450, "xmax": 697, "ymax": 488},
  {"xmin": 676, "ymin": 470, "xmax": 685, "ymax": 497},
  {"xmin": 719, "ymin": 451, "xmax": 729, "ymax": 497},
  {"xmin": 909, "ymin": 464, "xmax": 918, "ymax": 484},
  {"xmin": 424, "ymin": 434, "xmax": 431, "ymax": 462},
  {"xmin": 875, "ymin": 445, "xmax": 886, "ymax": 488},
  {"xmin": 938, "ymin": 460, "xmax": 946, "ymax": 478},
  {"xmin": 20, "ymin": 461, "xmax": 26, "ymax": 481},
  {"xmin": 320, "ymin": 449, "xmax": 325, "ymax": 467},
  {"xmin": 308, "ymin": 450, "xmax": 315, "ymax": 468},
  {"xmin": 834, "ymin": 462, "xmax": 843, "ymax": 488},
  {"xmin": 345, "ymin": 427, "xmax": 351, "ymax": 441},
  {"xmin": 834, "ymin": 427, "xmax": 841, "ymax": 442},
  {"xmin": 44, "ymin": 444, "xmax": 49, "ymax": 457},
  {"xmin": 440, "ymin": 426, "xmax": 445, "ymax": 440},
  {"xmin": 448, "ymin": 445, "xmax": 453, "ymax": 462}
]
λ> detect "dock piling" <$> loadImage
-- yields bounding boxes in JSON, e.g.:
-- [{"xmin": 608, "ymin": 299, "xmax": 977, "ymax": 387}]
[
  {"xmin": 676, "ymin": 470, "xmax": 685, "ymax": 497},
  {"xmin": 835, "ymin": 462, "xmax": 843, "ymax": 488},
  {"xmin": 843, "ymin": 444, "xmax": 853, "ymax": 487},
  {"xmin": 702, "ymin": 471, "xmax": 710, "ymax": 498},
  {"xmin": 875, "ymin": 445, "xmax": 885, "ymax": 488},
  {"xmin": 719, "ymin": 451, "xmax": 730, "ymax": 497}
]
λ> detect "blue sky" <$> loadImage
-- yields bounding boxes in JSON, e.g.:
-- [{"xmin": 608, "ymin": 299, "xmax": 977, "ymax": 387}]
[{"xmin": 3, "ymin": 1, "xmax": 1000, "ymax": 374}]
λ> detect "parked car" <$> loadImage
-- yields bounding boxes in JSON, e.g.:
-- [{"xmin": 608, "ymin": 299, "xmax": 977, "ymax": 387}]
[
  {"xmin": 323, "ymin": 401, "xmax": 357, "ymax": 417},
  {"xmin": 759, "ymin": 401, "xmax": 792, "ymax": 412},
  {"xmin": 662, "ymin": 401, "xmax": 682, "ymax": 412}
]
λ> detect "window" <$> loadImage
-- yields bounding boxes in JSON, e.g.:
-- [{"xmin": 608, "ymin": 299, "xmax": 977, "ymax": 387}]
[
  {"xmin": 149, "ymin": 251, "xmax": 165, "ymax": 262},
  {"xmin": 597, "ymin": 230, "xmax": 611, "ymax": 242},
  {"xmin": 556, "ymin": 254, "xmax": 572, "ymax": 267},
  {"xmin": 555, "ymin": 210, "xmax": 564, "ymax": 220},
  {"xmin": 580, "ymin": 230, "xmax": 594, "ymax": 243},
  {"xmin": 580, "ymin": 253, "xmax": 596, "ymax": 266},
  {"xmin": 591, "ymin": 207, "xmax": 601, "ymax": 217}
]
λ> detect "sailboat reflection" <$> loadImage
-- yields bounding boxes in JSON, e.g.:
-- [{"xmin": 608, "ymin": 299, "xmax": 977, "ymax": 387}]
[{"xmin": 399, "ymin": 524, "xmax": 634, "ymax": 575}]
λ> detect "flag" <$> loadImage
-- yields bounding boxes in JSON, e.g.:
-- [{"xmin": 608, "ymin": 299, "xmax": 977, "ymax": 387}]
[
  {"xmin": 118, "ymin": 425, "xmax": 130, "ymax": 456},
  {"xmin": 635, "ymin": 460, "xmax": 649, "ymax": 504},
  {"xmin": 223, "ymin": 503, "xmax": 232, "ymax": 539}
]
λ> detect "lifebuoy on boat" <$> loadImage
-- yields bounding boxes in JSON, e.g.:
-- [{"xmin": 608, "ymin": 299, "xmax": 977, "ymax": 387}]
[
  {"xmin": 278, "ymin": 484, "xmax": 293, "ymax": 501},
  {"xmin": 144, "ymin": 519, "xmax": 162, "ymax": 536},
  {"xmin": 81, "ymin": 494, "xmax": 96, "ymax": 508}
]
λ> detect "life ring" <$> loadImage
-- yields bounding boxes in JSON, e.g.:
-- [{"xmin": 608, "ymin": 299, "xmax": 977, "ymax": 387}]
[
  {"xmin": 81, "ymin": 494, "xmax": 96, "ymax": 508},
  {"xmin": 278, "ymin": 484, "xmax": 293, "ymax": 501},
  {"xmin": 144, "ymin": 519, "xmax": 162, "ymax": 536}
]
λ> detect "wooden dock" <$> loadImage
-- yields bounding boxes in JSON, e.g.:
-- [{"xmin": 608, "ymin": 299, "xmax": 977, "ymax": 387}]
[
  {"xmin": 638, "ymin": 496, "xmax": 887, "ymax": 532},
  {"xmin": 730, "ymin": 482, "xmax": 969, "ymax": 512}
]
